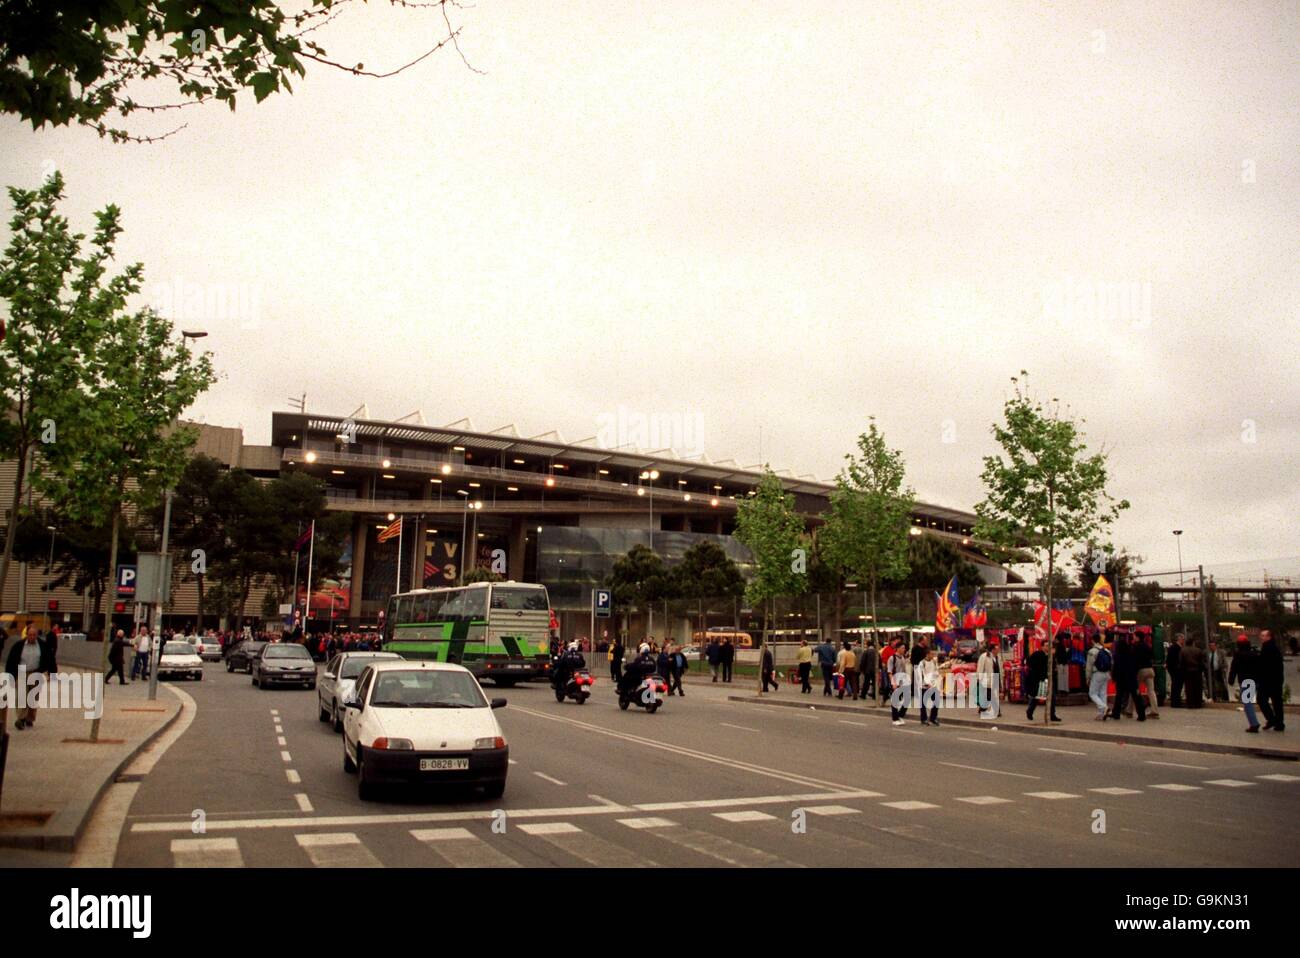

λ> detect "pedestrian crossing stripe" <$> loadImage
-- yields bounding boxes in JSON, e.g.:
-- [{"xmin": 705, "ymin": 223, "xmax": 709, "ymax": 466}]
[
  {"xmin": 803, "ymin": 805, "xmax": 860, "ymax": 816},
  {"xmin": 1023, "ymin": 791, "xmax": 1080, "ymax": 800},
  {"xmin": 617, "ymin": 817, "xmax": 676, "ymax": 829},
  {"xmin": 1203, "ymin": 779, "xmax": 1254, "ymax": 787},
  {"xmin": 879, "ymin": 801, "xmax": 938, "ymax": 810},
  {"xmin": 518, "ymin": 822, "xmax": 583, "ymax": 835},
  {"xmin": 955, "ymin": 796, "xmax": 1013, "ymax": 805},
  {"xmin": 713, "ymin": 810, "xmax": 778, "ymax": 822},
  {"xmin": 1089, "ymin": 788, "xmax": 1142, "ymax": 795},
  {"xmin": 1257, "ymin": 774, "xmax": 1300, "ymax": 782},
  {"xmin": 1149, "ymin": 783, "xmax": 1200, "ymax": 791}
]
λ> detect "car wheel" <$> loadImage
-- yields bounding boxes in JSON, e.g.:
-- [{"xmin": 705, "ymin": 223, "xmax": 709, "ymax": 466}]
[
  {"xmin": 331, "ymin": 703, "xmax": 343, "ymax": 734},
  {"xmin": 196, "ymin": 673, "xmax": 203, "ymax": 682},
  {"xmin": 482, "ymin": 778, "xmax": 506, "ymax": 800},
  {"xmin": 356, "ymin": 750, "xmax": 377, "ymax": 801},
  {"xmin": 319, "ymin": 702, "xmax": 330, "ymax": 723},
  {"xmin": 226, "ymin": 660, "xmax": 234, "ymax": 672},
  {"xmin": 343, "ymin": 737, "xmax": 357, "ymax": 773},
  {"xmin": 306, "ymin": 682, "xmax": 316, "ymax": 691}
]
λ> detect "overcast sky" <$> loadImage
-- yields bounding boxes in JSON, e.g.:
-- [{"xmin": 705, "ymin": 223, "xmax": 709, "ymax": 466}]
[{"xmin": 1, "ymin": 1, "xmax": 1296, "ymax": 581}]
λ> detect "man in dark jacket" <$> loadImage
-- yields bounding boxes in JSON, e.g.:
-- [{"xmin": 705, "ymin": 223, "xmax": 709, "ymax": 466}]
[
  {"xmin": 1026, "ymin": 640, "xmax": 1059, "ymax": 722},
  {"xmin": 858, "ymin": 641, "xmax": 879, "ymax": 702},
  {"xmin": 1181, "ymin": 639, "xmax": 1206, "ymax": 709},
  {"xmin": 1257, "ymin": 630, "xmax": 1285, "ymax": 731},
  {"xmin": 720, "ymin": 638, "xmax": 735, "ymax": 683},
  {"xmin": 106, "ymin": 630, "xmax": 130, "ymax": 686},
  {"xmin": 1165, "ymin": 634, "xmax": 1184, "ymax": 707},
  {"xmin": 610, "ymin": 636, "xmax": 624, "ymax": 684},
  {"xmin": 6, "ymin": 625, "xmax": 58, "ymax": 730},
  {"xmin": 815, "ymin": 636, "xmax": 836, "ymax": 696},
  {"xmin": 669, "ymin": 645, "xmax": 687, "ymax": 697},
  {"xmin": 1228, "ymin": 635, "xmax": 1260, "ymax": 732},
  {"xmin": 1110, "ymin": 633, "xmax": 1146, "ymax": 721},
  {"xmin": 706, "ymin": 638, "xmax": 722, "ymax": 683}
]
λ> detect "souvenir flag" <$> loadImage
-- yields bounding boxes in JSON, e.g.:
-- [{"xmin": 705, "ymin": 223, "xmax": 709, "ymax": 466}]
[
  {"xmin": 377, "ymin": 517, "xmax": 402, "ymax": 543},
  {"xmin": 935, "ymin": 576, "xmax": 961, "ymax": 632},
  {"xmin": 1033, "ymin": 599, "xmax": 1077, "ymax": 642},
  {"xmin": 1084, "ymin": 575, "xmax": 1117, "ymax": 629},
  {"xmin": 293, "ymin": 527, "xmax": 312, "ymax": 552},
  {"xmin": 962, "ymin": 588, "xmax": 988, "ymax": 629}
]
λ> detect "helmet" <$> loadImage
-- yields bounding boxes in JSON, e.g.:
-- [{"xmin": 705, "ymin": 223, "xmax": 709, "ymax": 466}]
[
  {"xmin": 638, "ymin": 643, "xmax": 650, "ymax": 655},
  {"xmin": 567, "ymin": 641, "xmax": 579, "ymax": 652}
]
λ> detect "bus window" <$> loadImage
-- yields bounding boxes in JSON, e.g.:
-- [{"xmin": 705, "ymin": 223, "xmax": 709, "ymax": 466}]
[
  {"xmin": 427, "ymin": 590, "xmax": 447, "ymax": 621},
  {"xmin": 440, "ymin": 589, "xmax": 468, "ymax": 623},
  {"xmin": 462, "ymin": 587, "xmax": 487, "ymax": 621},
  {"xmin": 395, "ymin": 596, "xmax": 412, "ymax": 625},
  {"xmin": 490, "ymin": 586, "xmax": 549, "ymax": 611},
  {"xmin": 414, "ymin": 593, "xmax": 432, "ymax": 623}
]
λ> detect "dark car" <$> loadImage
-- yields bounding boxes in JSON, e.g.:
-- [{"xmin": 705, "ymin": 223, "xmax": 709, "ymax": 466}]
[
  {"xmin": 226, "ymin": 640, "xmax": 267, "ymax": 673},
  {"xmin": 252, "ymin": 642, "xmax": 317, "ymax": 690}
]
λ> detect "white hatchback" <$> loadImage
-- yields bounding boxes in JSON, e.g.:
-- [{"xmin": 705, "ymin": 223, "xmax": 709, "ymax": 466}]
[{"xmin": 341, "ymin": 661, "xmax": 508, "ymax": 801}]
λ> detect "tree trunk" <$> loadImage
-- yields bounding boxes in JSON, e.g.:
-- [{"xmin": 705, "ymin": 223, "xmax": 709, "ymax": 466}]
[
  {"xmin": 0, "ymin": 444, "xmax": 29, "ymax": 614},
  {"xmin": 195, "ymin": 572, "xmax": 205, "ymax": 633},
  {"xmin": 91, "ymin": 500, "xmax": 122, "ymax": 742},
  {"xmin": 1044, "ymin": 552, "xmax": 1054, "ymax": 726},
  {"xmin": 870, "ymin": 578, "xmax": 879, "ymax": 705}
]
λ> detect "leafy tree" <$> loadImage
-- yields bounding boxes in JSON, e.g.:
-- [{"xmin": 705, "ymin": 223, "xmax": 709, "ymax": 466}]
[
  {"xmin": 606, "ymin": 544, "xmax": 673, "ymax": 636},
  {"xmin": 462, "ymin": 567, "xmax": 505, "ymax": 584},
  {"xmin": 0, "ymin": 0, "xmax": 472, "ymax": 142},
  {"xmin": 1036, "ymin": 568, "xmax": 1078, "ymax": 600},
  {"xmin": 1128, "ymin": 579, "xmax": 1164, "ymax": 612},
  {"xmin": 884, "ymin": 534, "xmax": 983, "ymax": 591},
  {"xmin": 10, "ymin": 509, "xmax": 136, "ymax": 624},
  {"xmin": 734, "ymin": 469, "xmax": 806, "ymax": 690},
  {"xmin": 974, "ymin": 372, "xmax": 1129, "ymax": 724},
  {"xmin": 0, "ymin": 173, "xmax": 106, "ymax": 612},
  {"xmin": 1072, "ymin": 543, "xmax": 1143, "ymax": 599},
  {"xmin": 159, "ymin": 454, "xmax": 225, "ymax": 632},
  {"xmin": 818, "ymin": 420, "xmax": 915, "ymax": 648},
  {"xmin": 670, "ymin": 541, "xmax": 745, "ymax": 600}
]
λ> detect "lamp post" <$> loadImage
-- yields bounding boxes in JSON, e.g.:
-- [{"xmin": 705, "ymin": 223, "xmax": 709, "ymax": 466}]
[
  {"xmin": 640, "ymin": 469, "xmax": 659, "ymax": 550},
  {"xmin": 1172, "ymin": 529, "xmax": 1184, "ymax": 612}
]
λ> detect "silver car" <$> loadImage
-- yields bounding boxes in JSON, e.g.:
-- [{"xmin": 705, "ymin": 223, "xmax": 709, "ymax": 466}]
[{"xmin": 318, "ymin": 651, "xmax": 400, "ymax": 732}]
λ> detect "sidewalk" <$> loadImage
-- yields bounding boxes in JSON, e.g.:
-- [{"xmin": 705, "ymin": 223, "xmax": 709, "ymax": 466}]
[
  {"xmin": 725, "ymin": 691, "xmax": 1299, "ymax": 761},
  {"xmin": 0, "ymin": 667, "xmax": 183, "ymax": 853}
]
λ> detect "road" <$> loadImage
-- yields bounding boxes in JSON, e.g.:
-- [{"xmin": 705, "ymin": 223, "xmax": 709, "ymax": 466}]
[{"xmin": 107, "ymin": 663, "xmax": 1300, "ymax": 868}]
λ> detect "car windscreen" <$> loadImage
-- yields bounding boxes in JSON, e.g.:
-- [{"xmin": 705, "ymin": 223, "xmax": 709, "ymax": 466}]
[
  {"xmin": 340, "ymin": 655, "xmax": 395, "ymax": 680},
  {"xmin": 489, "ymin": 586, "xmax": 549, "ymax": 611},
  {"xmin": 263, "ymin": 644, "xmax": 311, "ymax": 659},
  {"xmin": 368, "ymin": 671, "xmax": 487, "ymax": 708},
  {"xmin": 163, "ymin": 642, "xmax": 194, "ymax": 655}
]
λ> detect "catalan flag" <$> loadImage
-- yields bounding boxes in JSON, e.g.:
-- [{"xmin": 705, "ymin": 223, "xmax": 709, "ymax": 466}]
[
  {"xmin": 377, "ymin": 517, "xmax": 402, "ymax": 543},
  {"xmin": 1084, "ymin": 575, "xmax": 1117, "ymax": 629},
  {"xmin": 935, "ymin": 576, "xmax": 961, "ymax": 632}
]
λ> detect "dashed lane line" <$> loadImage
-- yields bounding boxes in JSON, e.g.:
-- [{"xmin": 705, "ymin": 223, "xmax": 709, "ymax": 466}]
[
  {"xmin": 939, "ymin": 762, "xmax": 1039, "ymax": 780},
  {"xmin": 533, "ymin": 772, "xmax": 568, "ymax": 786},
  {"xmin": 286, "ymin": 769, "xmax": 301, "ymax": 784},
  {"xmin": 1146, "ymin": 760, "xmax": 1209, "ymax": 770},
  {"xmin": 295, "ymin": 793, "xmax": 314, "ymax": 812}
]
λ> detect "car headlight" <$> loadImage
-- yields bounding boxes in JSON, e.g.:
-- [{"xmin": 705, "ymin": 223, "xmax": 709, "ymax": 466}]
[
  {"xmin": 371, "ymin": 738, "xmax": 413, "ymax": 750},
  {"xmin": 474, "ymin": 736, "xmax": 506, "ymax": 750}
]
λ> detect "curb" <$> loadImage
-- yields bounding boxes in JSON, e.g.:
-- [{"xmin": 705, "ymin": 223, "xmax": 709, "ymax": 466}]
[
  {"xmin": 726, "ymin": 695, "xmax": 1299, "ymax": 762},
  {"xmin": 0, "ymin": 673, "xmax": 185, "ymax": 853}
]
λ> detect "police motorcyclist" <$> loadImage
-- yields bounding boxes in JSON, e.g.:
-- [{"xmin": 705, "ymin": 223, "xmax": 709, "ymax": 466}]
[
  {"xmin": 618, "ymin": 642, "xmax": 656, "ymax": 698},
  {"xmin": 552, "ymin": 640, "xmax": 586, "ymax": 691}
]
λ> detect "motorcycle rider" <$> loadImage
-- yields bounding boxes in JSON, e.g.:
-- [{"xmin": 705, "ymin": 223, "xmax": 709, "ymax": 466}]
[
  {"xmin": 618, "ymin": 642, "xmax": 656, "ymax": 699},
  {"xmin": 552, "ymin": 640, "xmax": 586, "ymax": 692}
]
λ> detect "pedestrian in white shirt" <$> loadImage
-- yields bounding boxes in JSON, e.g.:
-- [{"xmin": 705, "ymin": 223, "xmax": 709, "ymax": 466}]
[
  {"xmin": 919, "ymin": 648, "xmax": 940, "ymax": 726},
  {"xmin": 976, "ymin": 642, "xmax": 1001, "ymax": 717}
]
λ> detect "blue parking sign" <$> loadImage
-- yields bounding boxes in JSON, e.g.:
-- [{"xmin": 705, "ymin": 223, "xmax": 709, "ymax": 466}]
[
  {"xmin": 594, "ymin": 589, "xmax": 612, "ymax": 618},
  {"xmin": 117, "ymin": 564, "xmax": 137, "ymax": 597}
]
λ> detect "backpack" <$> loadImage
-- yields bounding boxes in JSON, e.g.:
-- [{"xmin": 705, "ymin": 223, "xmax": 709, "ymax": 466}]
[{"xmin": 1095, "ymin": 648, "xmax": 1112, "ymax": 672}]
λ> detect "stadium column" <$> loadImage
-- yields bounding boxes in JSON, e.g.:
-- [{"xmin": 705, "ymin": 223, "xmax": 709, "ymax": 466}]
[
  {"xmin": 349, "ymin": 513, "xmax": 366, "ymax": 625},
  {"xmin": 411, "ymin": 523, "xmax": 428, "ymax": 591},
  {"xmin": 508, "ymin": 518, "xmax": 526, "ymax": 581}
]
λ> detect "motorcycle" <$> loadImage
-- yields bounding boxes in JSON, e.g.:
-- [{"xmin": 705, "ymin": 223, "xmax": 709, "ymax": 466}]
[
  {"xmin": 554, "ymin": 668, "xmax": 595, "ymax": 704},
  {"xmin": 618, "ymin": 673, "xmax": 667, "ymax": 713}
]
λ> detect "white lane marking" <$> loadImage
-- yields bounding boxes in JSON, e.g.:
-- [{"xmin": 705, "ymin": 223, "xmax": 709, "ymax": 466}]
[
  {"xmin": 508, "ymin": 759, "xmax": 518, "ymax": 765},
  {"xmin": 618, "ymin": 817, "xmax": 677, "ymax": 830},
  {"xmin": 655, "ymin": 825, "xmax": 793, "ymax": 867},
  {"xmin": 518, "ymin": 822, "xmax": 583, "ymax": 835},
  {"xmin": 804, "ymin": 805, "xmax": 860, "ymax": 816},
  {"xmin": 1090, "ymin": 787, "xmax": 1142, "ymax": 795},
  {"xmin": 533, "ymin": 772, "xmax": 567, "ymax": 786},
  {"xmin": 274, "ymin": 725, "xmax": 283, "ymax": 733},
  {"xmin": 940, "ymin": 762, "xmax": 1040, "ymax": 780},
  {"xmin": 1204, "ymin": 779, "xmax": 1255, "ymax": 788},
  {"xmin": 296, "ymin": 832, "xmax": 381, "ymax": 868},
  {"xmin": 527, "ymin": 824, "xmax": 659, "ymax": 867},
  {"xmin": 955, "ymin": 796, "xmax": 1013, "ymax": 805},
  {"xmin": 1257, "ymin": 774, "xmax": 1300, "ymax": 782},
  {"xmin": 714, "ymin": 810, "xmax": 777, "ymax": 823},
  {"xmin": 893, "ymin": 728, "xmax": 923, "ymax": 735},
  {"xmin": 880, "ymin": 801, "xmax": 938, "ymax": 810},
  {"xmin": 280, "ymin": 751, "xmax": 292, "ymax": 763},
  {"xmin": 1150, "ymin": 783, "xmax": 1201, "ymax": 791},
  {"xmin": 511, "ymin": 704, "xmax": 856, "ymax": 792},
  {"xmin": 1039, "ymin": 747, "xmax": 1087, "ymax": 756},
  {"xmin": 270, "ymin": 710, "xmax": 279, "ymax": 716},
  {"xmin": 1023, "ymin": 791, "xmax": 1081, "ymax": 800},
  {"xmin": 171, "ymin": 837, "xmax": 244, "ymax": 868},
  {"xmin": 294, "ymin": 793, "xmax": 314, "ymax": 812},
  {"xmin": 277, "ymin": 736, "xmax": 287, "ymax": 746},
  {"xmin": 720, "ymin": 723, "xmax": 759, "ymax": 732},
  {"xmin": 412, "ymin": 827, "xmax": 475, "ymax": 841},
  {"xmin": 634, "ymin": 789, "xmax": 883, "ymax": 812},
  {"xmin": 958, "ymin": 737, "xmax": 997, "ymax": 745},
  {"xmin": 838, "ymin": 720, "xmax": 869, "ymax": 727},
  {"xmin": 285, "ymin": 769, "xmax": 301, "ymax": 784},
  {"xmin": 1146, "ymin": 760, "xmax": 1209, "ymax": 770}
]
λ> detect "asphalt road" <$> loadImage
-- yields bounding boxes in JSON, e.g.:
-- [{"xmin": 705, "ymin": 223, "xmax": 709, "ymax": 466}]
[{"xmin": 108, "ymin": 663, "xmax": 1300, "ymax": 868}]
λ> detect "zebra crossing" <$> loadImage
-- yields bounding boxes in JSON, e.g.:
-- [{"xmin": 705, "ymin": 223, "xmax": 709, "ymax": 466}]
[{"xmin": 150, "ymin": 771, "xmax": 1296, "ymax": 868}]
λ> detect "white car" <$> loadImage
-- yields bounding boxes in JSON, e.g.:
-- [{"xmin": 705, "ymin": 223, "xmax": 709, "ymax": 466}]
[
  {"xmin": 157, "ymin": 640, "xmax": 204, "ymax": 681},
  {"xmin": 341, "ymin": 661, "xmax": 508, "ymax": 801},
  {"xmin": 318, "ymin": 651, "xmax": 400, "ymax": 732}
]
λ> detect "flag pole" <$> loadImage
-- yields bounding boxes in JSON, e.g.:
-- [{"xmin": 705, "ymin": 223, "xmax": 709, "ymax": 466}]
[
  {"xmin": 395, "ymin": 517, "xmax": 403, "ymax": 594},
  {"xmin": 290, "ymin": 521, "xmax": 301, "ymax": 634},
  {"xmin": 304, "ymin": 519, "xmax": 316, "ymax": 636}
]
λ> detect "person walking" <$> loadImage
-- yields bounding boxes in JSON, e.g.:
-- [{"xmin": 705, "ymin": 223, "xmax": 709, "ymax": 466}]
[
  {"xmin": 1130, "ymin": 634, "xmax": 1159, "ymax": 718},
  {"xmin": 918, "ymin": 647, "xmax": 940, "ymax": 726},
  {"xmin": 609, "ymin": 635, "xmax": 624, "ymax": 684},
  {"xmin": 1228, "ymin": 634, "xmax": 1261, "ymax": 733},
  {"xmin": 888, "ymin": 643, "xmax": 911, "ymax": 725},
  {"xmin": 1085, "ymin": 633, "xmax": 1111, "ymax": 721},
  {"xmin": 761, "ymin": 644, "xmax": 780, "ymax": 693},
  {"xmin": 106, "ymin": 630, "xmax": 130, "ymax": 686},
  {"xmin": 669, "ymin": 644, "xmax": 687, "ymax": 697},
  {"xmin": 1257, "ymin": 630, "xmax": 1285, "ymax": 732},
  {"xmin": 796, "ymin": 639, "xmax": 812, "ymax": 694},
  {"xmin": 6, "ymin": 625, "xmax": 56, "ymax": 730},
  {"xmin": 1181, "ymin": 639, "xmax": 1206, "ymax": 709},
  {"xmin": 1209, "ymin": 640, "xmax": 1229, "ymax": 703},
  {"xmin": 706, "ymin": 637, "xmax": 722, "ymax": 683},
  {"xmin": 655, "ymin": 644, "xmax": 672, "ymax": 685},
  {"xmin": 858, "ymin": 640, "xmax": 878, "ymax": 704},
  {"xmin": 720, "ymin": 637, "xmax": 735, "ymax": 683},
  {"xmin": 976, "ymin": 640, "xmax": 1001, "ymax": 717},
  {"xmin": 1166, "ymin": 634, "xmax": 1185, "ymax": 707},
  {"xmin": 836, "ymin": 640, "xmax": 858, "ymax": 700},
  {"xmin": 815, "ymin": 634, "xmax": 837, "ymax": 697},
  {"xmin": 1110, "ymin": 633, "xmax": 1147, "ymax": 721},
  {"xmin": 880, "ymin": 638, "xmax": 896, "ymax": 705},
  {"xmin": 1026, "ymin": 640, "xmax": 1060, "ymax": 722}
]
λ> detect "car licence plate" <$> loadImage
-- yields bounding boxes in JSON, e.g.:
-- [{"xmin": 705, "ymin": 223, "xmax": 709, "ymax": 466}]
[{"xmin": 420, "ymin": 758, "xmax": 469, "ymax": 771}]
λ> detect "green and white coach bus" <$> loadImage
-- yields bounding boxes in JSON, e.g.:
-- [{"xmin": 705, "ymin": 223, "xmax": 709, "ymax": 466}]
[{"xmin": 381, "ymin": 581, "xmax": 554, "ymax": 687}]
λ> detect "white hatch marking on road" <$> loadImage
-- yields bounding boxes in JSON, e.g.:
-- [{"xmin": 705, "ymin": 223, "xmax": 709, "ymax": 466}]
[
  {"xmin": 803, "ymin": 805, "xmax": 860, "ymax": 816},
  {"xmin": 958, "ymin": 737, "xmax": 997, "ymax": 745},
  {"xmin": 1146, "ymin": 760, "xmax": 1209, "ymax": 770},
  {"xmin": 633, "ymin": 790, "xmax": 884, "ymax": 812},
  {"xmin": 270, "ymin": 710, "xmax": 279, "ymax": 716},
  {"xmin": 285, "ymin": 769, "xmax": 301, "ymax": 784},
  {"xmin": 1090, "ymin": 787, "xmax": 1142, "ymax": 795},
  {"xmin": 518, "ymin": 822, "xmax": 582, "ymax": 835},
  {"xmin": 940, "ymin": 762, "xmax": 1040, "ymax": 780},
  {"xmin": 171, "ymin": 837, "xmax": 244, "ymax": 868},
  {"xmin": 955, "ymin": 796, "xmax": 1013, "ymax": 805},
  {"xmin": 295, "ymin": 832, "xmax": 381, "ymax": 868},
  {"xmin": 277, "ymin": 736, "xmax": 287, "ymax": 747},
  {"xmin": 533, "ymin": 772, "xmax": 567, "ymax": 786},
  {"xmin": 720, "ymin": 723, "xmax": 759, "ymax": 732},
  {"xmin": 280, "ymin": 751, "xmax": 292, "ymax": 762},
  {"xmin": 528, "ymin": 824, "xmax": 659, "ymax": 867},
  {"xmin": 1023, "ymin": 791, "xmax": 1081, "ymax": 800},
  {"xmin": 294, "ymin": 793, "xmax": 314, "ymax": 812},
  {"xmin": 1039, "ymin": 747, "xmax": 1087, "ymax": 756},
  {"xmin": 1204, "ymin": 779, "xmax": 1256, "ymax": 788},
  {"xmin": 655, "ymin": 826, "xmax": 793, "ymax": 867},
  {"xmin": 1257, "ymin": 774, "xmax": 1300, "ymax": 782},
  {"xmin": 618, "ymin": 817, "xmax": 678, "ymax": 830},
  {"xmin": 508, "ymin": 759, "xmax": 518, "ymax": 765},
  {"xmin": 713, "ymin": 810, "xmax": 777, "ymax": 823},
  {"xmin": 1149, "ymin": 783, "xmax": 1201, "ymax": 791},
  {"xmin": 411, "ymin": 827, "xmax": 475, "ymax": 841},
  {"xmin": 879, "ymin": 801, "xmax": 938, "ymax": 810}
]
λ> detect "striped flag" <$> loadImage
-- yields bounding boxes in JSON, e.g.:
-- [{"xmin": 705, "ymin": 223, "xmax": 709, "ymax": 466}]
[
  {"xmin": 293, "ymin": 527, "xmax": 312, "ymax": 552},
  {"xmin": 377, "ymin": 518, "xmax": 402, "ymax": 543}
]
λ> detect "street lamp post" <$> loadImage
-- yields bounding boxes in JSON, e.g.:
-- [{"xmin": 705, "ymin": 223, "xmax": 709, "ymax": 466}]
[
  {"xmin": 1173, "ymin": 529, "xmax": 1184, "ymax": 611},
  {"xmin": 640, "ymin": 469, "xmax": 659, "ymax": 550}
]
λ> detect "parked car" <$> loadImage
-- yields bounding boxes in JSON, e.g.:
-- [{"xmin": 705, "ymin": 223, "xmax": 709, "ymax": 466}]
[
  {"xmin": 341, "ymin": 661, "xmax": 508, "ymax": 801},
  {"xmin": 157, "ymin": 640, "xmax": 204, "ymax": 681},
  {"xmin": 226, "ymin": 640, "xmax": 267, "ymax": 673},
  {"xmin": 319, "ymin": 651, "xmax": 401, "ymax": 732},
  {"xmin": 252, "ymin": 642, "xmax": 317, "ymax": 690}
]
